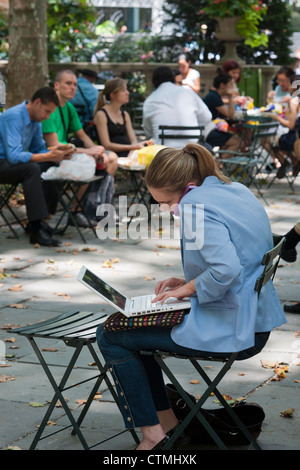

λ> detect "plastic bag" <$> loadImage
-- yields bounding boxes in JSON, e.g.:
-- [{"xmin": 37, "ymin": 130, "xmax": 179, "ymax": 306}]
[{"xmin": 41, "ymin": 153, "xmax": 96, "ymax": 181}]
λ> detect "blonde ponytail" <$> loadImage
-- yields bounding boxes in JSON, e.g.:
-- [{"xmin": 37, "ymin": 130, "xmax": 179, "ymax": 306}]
[
  {"xmin": 93, "ymin": 90, "xmax": 106, "ymax": 118},
  {"xmin": 145, "ymin": 143, "xmax": 231, "ymax": 193}
]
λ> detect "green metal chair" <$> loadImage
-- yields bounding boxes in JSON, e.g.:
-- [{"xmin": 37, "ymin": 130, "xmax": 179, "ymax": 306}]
[
  {"xmin": 216, "ymin": 121, "xmax": 279, "ymax": 202},
  {"xmin": 11, "ymin": 309, "xmax": 139, "ymax": 450},
  {"xmin": 159, "ymin": 125, "xmax": 205, "ymax": 146},
  {"xmin": 0, "ymin": 183, "xmax": 26, "ymax": 238},
  {"xmin": 140, "ymin": 237, "xmax": 285, "ymax": 450}
]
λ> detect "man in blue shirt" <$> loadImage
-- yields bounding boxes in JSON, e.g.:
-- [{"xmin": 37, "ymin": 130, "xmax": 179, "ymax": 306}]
[
  {"xmin": 0, "ymin": 87, "xmax": 73, "ymax": 246},
  {"xmin": 70, "ymin": 69, "xmax": 99, "ymax": 123}
]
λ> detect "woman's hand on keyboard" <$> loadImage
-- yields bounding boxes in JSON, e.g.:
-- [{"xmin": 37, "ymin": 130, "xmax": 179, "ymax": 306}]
[
  {"xmin": 153, "ymin": 278, "xmax": 195, "ymax": 304},
  {"xmin": 155, "ymin": 277, "xmax": 186, "ymax": 296}
]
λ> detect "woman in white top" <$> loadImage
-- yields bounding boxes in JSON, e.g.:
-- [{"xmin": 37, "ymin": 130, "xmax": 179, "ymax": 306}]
[{"xmin": 178, "ymin": 53, "xmax": 201, "ymax": 94}]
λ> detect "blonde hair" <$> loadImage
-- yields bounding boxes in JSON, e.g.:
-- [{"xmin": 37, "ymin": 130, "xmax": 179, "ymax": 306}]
[
  {"xmin": 94, "ymin": 77, "xmax": 127, "ymax": 117},
  {"xmin": 145, "ymin": 143, "xmax": 231, "ymax": 193}
]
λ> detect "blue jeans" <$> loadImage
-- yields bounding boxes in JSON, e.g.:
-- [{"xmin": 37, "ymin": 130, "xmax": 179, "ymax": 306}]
[{"xmin": 96, "ymin": 325, "xmax": 269, "ymax": 429}]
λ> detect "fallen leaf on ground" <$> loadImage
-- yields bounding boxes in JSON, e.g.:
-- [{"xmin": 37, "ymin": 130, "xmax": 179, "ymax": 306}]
[
  {"xmin": 0, "ymin": 324, "xmax": 20, "ymax": 330},
  {"xmin": 280, "ymin": 408, "xmax": 295, "ymax": 418},
  {"xmin": 55, "ymin": 399, "xmax": 68, "ymax": 407},
  {"xmin": 102, "ymin": 260, "xmax": 112, "ymax": 268},
  {"xmin": 8, "ymin": 284, "xmax": 22, "ymax": 292},
  {"xmin": 190, "ymin": 379, "xmax": 200, "ymax": 384},
  {"xmin": 274, "ymin": 365, "xmax": 288, "ymax": 379},
  {"xmin": 42, "ymin": 347, "xmax": 58, "ymax": 352},
  {"xmin": 261, "ymin": 360, "xmax": 278, "ymax": 369},
  {"xmin": 3, "ymin": 446, "xmax": 22, "ymax": 450},
  {"xmin": 52, "ymin": 292, "xmax": 71, "ymax": 300},
  {"xmin": 156, "ymin": 244, "xmax": 180, "ymax": 250},
  {"xmin": 0, "ymin": 375, "xmax": 15, "ymax": 382},
  {"xmin": 29, "ymin": 402, "xmax": 46, "ymax": 407},
  {"xmin": 4, "ymin": 337, "xmax": 16, "ymax": 343},
  {"xmin": 76, "ymin": 399, "xmax": 87, "ymax": 405},
  {"xmin": 9, "ymin": 304, "xmax": 27, "ymax": 309}
]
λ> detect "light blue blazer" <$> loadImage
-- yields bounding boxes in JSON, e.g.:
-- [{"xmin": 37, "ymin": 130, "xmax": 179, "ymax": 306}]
[{"xmin": 171, "ymin": 176, "xmax": 286, "ymax": 353}]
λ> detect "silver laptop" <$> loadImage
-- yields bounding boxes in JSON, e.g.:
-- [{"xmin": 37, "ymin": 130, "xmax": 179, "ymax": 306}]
[{"xmin": 78, "ymin": 266, "xmax": 191, "ymax": 317}]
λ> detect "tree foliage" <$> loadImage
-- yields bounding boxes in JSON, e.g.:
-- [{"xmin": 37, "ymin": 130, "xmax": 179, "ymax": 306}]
[
  {"xmin": 163, "ymin": 0, "xmax": 294, "ymax": 65},
  {"xmin": 47, "ymin": 0, "xmax": 97, "ymax": 61}
]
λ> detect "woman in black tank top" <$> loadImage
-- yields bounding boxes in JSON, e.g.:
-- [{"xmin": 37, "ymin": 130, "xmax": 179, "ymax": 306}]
[{"xmin": 93, "ymin": 78, "xmax": 151, "ymax": 157}]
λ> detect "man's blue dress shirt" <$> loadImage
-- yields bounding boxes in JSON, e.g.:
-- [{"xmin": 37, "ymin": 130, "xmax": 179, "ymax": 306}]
[{"xmin": 0, "ymin": 101, "xmax": 47, "ymax": 165}]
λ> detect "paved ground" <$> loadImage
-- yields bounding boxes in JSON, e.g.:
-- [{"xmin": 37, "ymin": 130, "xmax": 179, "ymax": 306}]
[{"xmin": 0, "ymin": 176, "xmax": 299, "ymax": 453}]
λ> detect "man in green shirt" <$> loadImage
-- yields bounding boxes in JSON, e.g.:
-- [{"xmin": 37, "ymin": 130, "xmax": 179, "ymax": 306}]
[{"xmin": 42, "ymin": 69, "xmax": 118, "ymax": 226}]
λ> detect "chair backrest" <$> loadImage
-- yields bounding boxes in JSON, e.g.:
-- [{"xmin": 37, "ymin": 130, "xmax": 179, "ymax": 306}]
[
  {"xmin": 254, "ymin": 237, "xmax": 285, "ymax": 295},
  {"xmin": 158, "ymin": 125, "xmax": 205, "ymax": 145}
]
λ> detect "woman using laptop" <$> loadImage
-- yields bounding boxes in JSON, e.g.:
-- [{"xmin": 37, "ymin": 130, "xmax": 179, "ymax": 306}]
[{"xmin": 96, "ymin": 143, "xmax": 285, "ymax": 450}]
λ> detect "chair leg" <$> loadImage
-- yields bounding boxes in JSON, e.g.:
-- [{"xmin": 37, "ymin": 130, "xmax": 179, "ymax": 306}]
[
  {"xmin": 154, "ymin": 353, "xmax": 230, "ymax": 449},
  {"xmin": 190, "ymin": 358, "xmax": 262, "ymax": 450},
  {"xmin": 154, "ymin": 352, "xmax": 261, "ymax": 450},
  {"xmin": 28, "ymin": 336, "xmax": 90, "ymax": 450},
  {"xmin": 0, "ymin": 184, "xmax": 26, "ymax": 237},
  {"xmin": 27, "ymin": 336, "xmax": 139, "ymax": 450}
]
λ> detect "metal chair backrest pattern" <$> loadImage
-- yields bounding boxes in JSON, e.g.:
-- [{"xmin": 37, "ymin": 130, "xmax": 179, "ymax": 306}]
[{"xmin": 158, "ymin": 125, "xmax": 205, "ymax": 145}]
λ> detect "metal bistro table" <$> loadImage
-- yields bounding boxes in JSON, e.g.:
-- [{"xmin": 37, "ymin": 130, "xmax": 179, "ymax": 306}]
[{"xmin": 50, "ymin": 175, "xmax": 104, "ymax": 243}]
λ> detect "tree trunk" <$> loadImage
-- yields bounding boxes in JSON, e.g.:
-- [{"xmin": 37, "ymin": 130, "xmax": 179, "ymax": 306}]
[{"xmin": 6, "ymin": 0, "xmax": 48, "ymax": 108}]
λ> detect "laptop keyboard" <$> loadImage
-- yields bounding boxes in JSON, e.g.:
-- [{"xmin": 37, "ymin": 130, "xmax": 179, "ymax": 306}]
[
  {"xmin": 131, "ymin": 294, "xmax": 163, "ymax": 313},
  {"xmin": 130, "ymin": 294, "xmax": 190, "ymax": 315}
]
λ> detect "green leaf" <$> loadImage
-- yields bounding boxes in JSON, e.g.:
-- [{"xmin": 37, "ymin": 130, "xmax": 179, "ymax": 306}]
[{"xmin": 29, "ymin": 401, "xmax": 46, "ymax": 407}]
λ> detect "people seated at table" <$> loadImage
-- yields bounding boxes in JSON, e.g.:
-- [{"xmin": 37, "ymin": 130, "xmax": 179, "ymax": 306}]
[
  {"xmin": 70, "ymin": 68, "xmax": 99, "ymax": 124},
  {"xmin": 0, "ymin": 87, "xmax": 72, "ymax": 246},
  {"xmin": 93, "ymin": 77, "xmax": 151, "ymax": 158},
  {"xmin": 220, "ymin": 60, "xmax": 253, "ymax": 109},
  {"xmin": 267, "ymin": 66, "xmax": 295, "ymax": 105},
  {"xmin": 203, "ymin": 73, "xmax": 241, "ymax": 157},
  {"xmin": 42, "ymin": 69, "xmax": 118, "ymax": 227},
  {"xmin": 142, "ymin": 66, "xmax": 212, "ymax": 148},
  {"xmin": 265, "ymin": 73, "xmax": 300, "ymax": 178},
  {"xmin": 178, "ymin": 53, "xmax": 201, "ymax": 94}
]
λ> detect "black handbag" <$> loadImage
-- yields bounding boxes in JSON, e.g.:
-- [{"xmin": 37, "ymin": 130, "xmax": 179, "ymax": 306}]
[{"xmin": 166, "ymin": 383, "xmax": 265, "ymax": 445}]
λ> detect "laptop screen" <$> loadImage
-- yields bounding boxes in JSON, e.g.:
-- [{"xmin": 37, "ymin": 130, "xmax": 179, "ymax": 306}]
[{"xmin": 82, "ymin": 268, "xmax": 127, "ymax": 311}]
